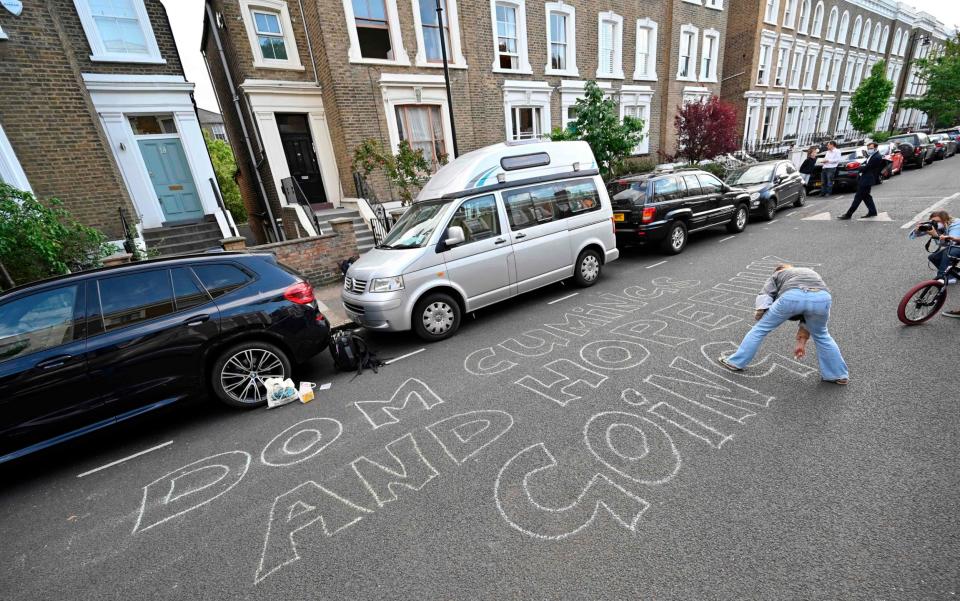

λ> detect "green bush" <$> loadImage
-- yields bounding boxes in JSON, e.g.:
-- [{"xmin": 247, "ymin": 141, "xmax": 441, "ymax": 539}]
[
  {"xmin": 870, "ymin": 131, "xmax": 891, "ymax": 142},
  {"xmin": 204, "ymin": 131, "xmax": 246, "ymax": 223},
  {"xmin": 0, "ymin": 184, "xmax": 113, "ymax": 288},
  {"xmin": 612, "ymin": 157, "xmax": 657, "ymax": 178},
  {"xmin": 699, "ymin": 162, "xmax": 727, "ymax": 179}
]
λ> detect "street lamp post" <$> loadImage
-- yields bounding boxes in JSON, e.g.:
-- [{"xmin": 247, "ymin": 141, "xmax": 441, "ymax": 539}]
[{"xmin": 435, "ymin": 0, "xmax": 459, "ymax": 158}]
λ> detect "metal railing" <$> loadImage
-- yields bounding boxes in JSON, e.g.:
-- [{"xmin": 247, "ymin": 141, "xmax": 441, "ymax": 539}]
[
  {"xmin": 353, "ymin": 171, "xmax": 394, "ymax": 246},
  {"xmin": 280, "ymin": 176, "xmax": 325, "ymax": 236}
]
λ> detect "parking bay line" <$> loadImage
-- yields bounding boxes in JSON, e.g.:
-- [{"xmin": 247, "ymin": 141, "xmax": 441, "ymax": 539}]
[
  {"xmin": 718, "ymin": 235, "xmax": 736, "ymax": 243},
  {"xmin": 901, "ymin": 192, "xmax": 960, "ymax": 229},
  {"xmin": 547, "ymin": 292, "xmax": 579, "ymax": 305},
  {"xmin": 77, "ymin": 440, "xmax": 173, "ymax": 478},
  {"xmin": 646, "ymin": 260, "xmax": 668, "ymax": 269},
  {"xmin": 384, "ymin": 348, "xmax": 426, "ymax": 365},
  {"xmin": 768, "ymin": 219, "xmax": 779, "ymax": 224}
]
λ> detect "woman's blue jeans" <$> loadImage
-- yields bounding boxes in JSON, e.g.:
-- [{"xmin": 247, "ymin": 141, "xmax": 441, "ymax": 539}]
[{"xmin": 727, "ymin": 289, "xmax": 848, "ymax": 381}]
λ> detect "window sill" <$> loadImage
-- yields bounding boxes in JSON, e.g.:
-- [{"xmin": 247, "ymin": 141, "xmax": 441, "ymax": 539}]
[
  {"xmin": 415, "ymin": 60, "xmax": 469, "ymax": 69},
  {"xmin": 699, "ymin": 76, "xmax": 718, "ymax": 84},
  {"xmin": 252, "ymin": 60, "xmax": 305, "ymax": 71},
  {"xmin": 632, "ymin": 73, "xmax": 658, "ymax": 82},
  {"xmin": 763, "ymin": 19, "xmax": 778, "ymax": 26},
  {"xmin": 349, "ymin": 57, "xmax": 412, "ymax": 67},
  {"xmin": 493, "ymin": 66, "xmax": 533, "ymax": 75},
  {"xmin": 705, "ymin": 5, "xmax": 723, "ymax": 11},
  {"xmin": 545, "ymin": 67, "xmax": 580, "ymax": 78},
  {"xmin": 675, "ymin": 75, "xmax": 698, "ymax": 83},
  {"xmin": 595, "ymin": 72, "xmax": 625, "ymax": 80},
  {"xmin": 89, "ymin": 54, "xmax": 166, "ymax": 64}
]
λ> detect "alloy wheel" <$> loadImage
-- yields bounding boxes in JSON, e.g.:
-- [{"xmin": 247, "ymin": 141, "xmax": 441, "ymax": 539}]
[
  {"xmin": 671, "ymin": 226, "xmax": 685, "ymax": 251},
  {"xmin": 219, "ymin": 348, "xmax": 285, "ymax": 405}
]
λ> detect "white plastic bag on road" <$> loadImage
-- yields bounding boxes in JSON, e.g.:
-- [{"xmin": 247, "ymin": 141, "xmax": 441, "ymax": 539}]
[{"xmin": 265, "ymin": 377, "xmax": 299, "ymax": 408}]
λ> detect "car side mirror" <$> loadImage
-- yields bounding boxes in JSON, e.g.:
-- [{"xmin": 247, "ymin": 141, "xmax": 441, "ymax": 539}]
[
  {"xmin": 721, "ymin": 184, "xmax": 730, "ymax": 193},
  {"xmin": 444, "ymin": 226, "xmax": 465, "ymax": 248}
]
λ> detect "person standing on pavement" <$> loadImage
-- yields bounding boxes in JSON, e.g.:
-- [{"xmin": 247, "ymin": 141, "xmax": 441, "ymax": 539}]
[
  {"xmin": 837, "ymin": 142, "xmax": 883, "ymax": 220},
  {"xmin": 718, "ymin": 264, "xmax": 849, "ymax": 384},
  {"xmin": 820, "ymin": 141, "xmax": 841, "ymax": 196},
  {"xmin": 799, "ymin": 147, "xmax": 818, "ymax": 186}
]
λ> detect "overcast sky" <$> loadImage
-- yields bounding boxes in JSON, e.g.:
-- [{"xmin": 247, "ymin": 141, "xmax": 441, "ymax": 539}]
[{"xmin": 164, "ymin": 0, "xmax": 960, "ymax": 115}]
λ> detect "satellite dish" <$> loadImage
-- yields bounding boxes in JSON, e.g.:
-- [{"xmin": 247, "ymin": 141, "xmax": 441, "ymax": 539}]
[{"xmin": 1, "ymin": 0, "xmax": 23, "ymax": 17}]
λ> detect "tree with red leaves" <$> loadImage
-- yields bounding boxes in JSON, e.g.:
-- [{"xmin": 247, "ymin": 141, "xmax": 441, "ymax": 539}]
[{"xmin": 673, "ymin": 96, "xmax": 739, "ymax": 163}]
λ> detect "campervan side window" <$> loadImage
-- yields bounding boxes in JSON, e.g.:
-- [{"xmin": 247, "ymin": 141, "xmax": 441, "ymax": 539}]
[
  {"xmin": 447, "ymin": 195, "xmax": 501, "ymax": 244},
  {"xmin": 502, "ymin": 178, "xmax": 601, "ymax": 231}
]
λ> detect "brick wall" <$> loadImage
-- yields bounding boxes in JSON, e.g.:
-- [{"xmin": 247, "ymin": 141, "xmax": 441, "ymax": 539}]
[{"xmin": 251, "ymin": 219, "xmax": 358, "ymax": 286}]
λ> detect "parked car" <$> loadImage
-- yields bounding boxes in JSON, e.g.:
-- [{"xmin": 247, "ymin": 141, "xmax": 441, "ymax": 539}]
[
  {"xmin": 805, "ymin": 147, "xmax": 871, "ymax": 192},
  {"xmin": 934, "ymin": 128, "xmax": 960, "ymax": 143},
  {"xmin": 877, "ymin": 142, "xmax": 904, "ymax": 178},
  {"xmin": 610, "ymin": 168, "xmax": 751, "ymax": 254},
  {"xmin": 724, "ymin": 160, "xmax": 806, "ymax": 221},
  {"xmin": 887, "ymin": 132, "xmax": 935, "ymax": 168},
  {"xmin": 342, "ymin": 141, "xmax": 619, "ymax": 342},
  {"xmin": 928, "ymin": 133, "xmax": 957, "ymax": 160},
  {"xmin": 0, "ymin": 253, "xmax": 331, "ymax": 464}
]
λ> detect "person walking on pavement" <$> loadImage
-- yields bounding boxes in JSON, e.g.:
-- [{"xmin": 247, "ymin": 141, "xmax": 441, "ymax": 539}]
[
  {"xmin": 718, "ymin": 264, "xmax": 849, "ymax": 384},
  {"xmin": 837, "ymin": 142, "xmax": 884, "ymax": 220},
  {"xmin": 799, "ymin": 147, "xmax": 818, "ymax": 187},
  {"xmin": 820, "ymin": 141, "xmax": 841, "ymax": 196}
]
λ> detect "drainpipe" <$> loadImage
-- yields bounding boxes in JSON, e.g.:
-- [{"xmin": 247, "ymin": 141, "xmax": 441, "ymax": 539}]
[{"xmin": 204, "ymin": 1, "xmax": 282, "ymax": 242}]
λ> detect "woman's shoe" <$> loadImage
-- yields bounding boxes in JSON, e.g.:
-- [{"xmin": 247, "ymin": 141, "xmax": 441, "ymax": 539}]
[
  {"xmin": 824, "ymin": 378, "xmax": 849, "ymax": 385},
  {"xmin": 717, "ymin": 356, "xmax": 743, "ymax": 372}
]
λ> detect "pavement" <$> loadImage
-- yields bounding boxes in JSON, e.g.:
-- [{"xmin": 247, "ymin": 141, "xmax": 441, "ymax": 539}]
[
  {"xmin": 313, "ymin": 280, "xmax": 352, "ymax": 329},
  {"xmin": 1, "ymin": 159, "xmax": 959, "ymax": 600}
]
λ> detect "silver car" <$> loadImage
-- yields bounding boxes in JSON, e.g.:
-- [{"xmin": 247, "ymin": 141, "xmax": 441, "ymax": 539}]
[{"xmin": 342, "ymin": 141, "xmax": 619, "ymax": 341}]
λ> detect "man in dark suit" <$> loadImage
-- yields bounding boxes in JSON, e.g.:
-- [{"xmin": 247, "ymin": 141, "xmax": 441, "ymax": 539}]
[{"xmin": 838, "ymin": 142, "xmax": 885, "ymax": 219}]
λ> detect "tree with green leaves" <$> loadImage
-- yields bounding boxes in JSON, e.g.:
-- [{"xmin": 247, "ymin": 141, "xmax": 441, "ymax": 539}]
[
  {"xmin": 204, "ymin": 131, "xmax": 246, "ymax": 223},
  {"xmin": 549, "ymin": 81, "xmax": 645, "ymax": 178},
  {"xmin": 900, "ymin": 34, "xmax": 960, "ymax": 129},
  {"xmin": 353, "ymin": 139, "xmax": 434, "ymax": 205},
  {"xmin": 0, "ymin": 184, "xmax": 113, "ymax": 288},
  {"xmin": 850, "ymin": 60, "xmax": 894, "ymax": 134}
]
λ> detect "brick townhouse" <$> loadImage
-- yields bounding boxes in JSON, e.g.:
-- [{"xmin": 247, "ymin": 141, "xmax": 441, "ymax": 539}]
[
  {"xmin": 0, "ymin": 1, "xmax": 234, "ymax": 255},
  {"xmin": 721, "ymin": 0, "xmax": 950, "ymax": 147},
  {"xmin": 202, "ymin": 0, "xmax": 732, "ymax": 244}
]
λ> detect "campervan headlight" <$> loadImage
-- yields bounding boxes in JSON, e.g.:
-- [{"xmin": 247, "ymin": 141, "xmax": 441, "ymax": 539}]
[{"xmin": 370, "ymin": 276, "xmax": 405, "ymax": 293}]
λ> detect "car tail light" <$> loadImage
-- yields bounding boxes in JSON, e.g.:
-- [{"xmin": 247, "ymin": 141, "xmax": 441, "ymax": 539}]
[
  {"xmin": 284, "ymin": 281, "xmax": 315, "ymax": 305},
  {"xmin": 846, "ymin": 161, "xmax": 861, "ymax": 170},
  {"xmin": 936, "ymin": 143, "xmax": 944, "ymax": 148},
  {"xmin": 641, "ymin": 206, "xmax": 657, "ymax": 224},
  {"xmin": 915, "ymin": 147, "xmax": 923, "ymax": 155}
]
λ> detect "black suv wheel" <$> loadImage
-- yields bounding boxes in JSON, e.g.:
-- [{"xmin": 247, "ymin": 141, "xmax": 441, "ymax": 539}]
[
  {"xmin": 661, "ymin": 221, "xmax": 688, "ymax": 254},
  {"xmin": 761, "ymin": 198, "xmax": 776, "ymax": 221},
  {"xmin": 727, "ymin": 204, "xmax": 749, "ymax": 233},
  {"xmin": 211, "ymin": 340, "xmax": 292, "ymax": 408}
]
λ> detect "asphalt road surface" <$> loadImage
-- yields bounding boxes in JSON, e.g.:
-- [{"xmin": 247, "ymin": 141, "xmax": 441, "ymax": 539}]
[{"xmin": 2, "ymin": 161, "xmax": 959, "ymax": 600}]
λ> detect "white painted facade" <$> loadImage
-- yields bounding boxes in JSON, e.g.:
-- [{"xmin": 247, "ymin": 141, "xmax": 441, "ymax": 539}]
[{"xmin": 82, "ymin": 74, "xmax": 233, "ymax": 237}]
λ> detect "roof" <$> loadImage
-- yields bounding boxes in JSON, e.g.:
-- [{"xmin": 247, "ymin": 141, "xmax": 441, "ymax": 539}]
[
  {"xmin": 197, "ymin": 107, "xmax": 223, "ymax": 125},
  {"xmin": 417, "ymin": 140, "xmax": 598, "ymax": 201}
]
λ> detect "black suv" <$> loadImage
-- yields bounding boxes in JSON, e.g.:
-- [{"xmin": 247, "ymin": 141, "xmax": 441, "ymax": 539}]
[
  {"xmin": 888, "ymin": 132, "xmax": 935, "ymax": 168},
  {"xmin": 609, "ymin": 169, "xmax": 751, "ymax": 254},
  {"xmin": 0, "ymin": 253, "xmax": 330, "ymax": 463}
]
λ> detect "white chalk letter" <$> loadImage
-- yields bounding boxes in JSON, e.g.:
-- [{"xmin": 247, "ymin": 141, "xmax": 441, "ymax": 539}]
[{"xmin": 427, "ymin": 410, "xmax": 515, "ymax": 464}]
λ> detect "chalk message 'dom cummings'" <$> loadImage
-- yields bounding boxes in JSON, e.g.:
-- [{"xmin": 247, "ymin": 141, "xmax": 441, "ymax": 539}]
[{"xmin": 128, "ymin": 257, "xmax": 819, "ymax": 585}]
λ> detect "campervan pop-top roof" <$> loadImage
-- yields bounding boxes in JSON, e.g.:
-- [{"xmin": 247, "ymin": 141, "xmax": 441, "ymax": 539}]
[{"xmin": 416, "ymin": 140, "xmax": 599, "ymax": 201}]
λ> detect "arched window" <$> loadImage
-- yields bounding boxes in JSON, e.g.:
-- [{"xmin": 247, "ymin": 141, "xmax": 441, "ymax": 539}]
[
  {"xmin": 893, "ymin": 28, "xmax": 902, "ymax": 55},
  {"xmin": 899, "ymin": 31, "xmax": 909, "ymax": 55},
  {"xmin": 860, "ymin": 19, "xmax": 871, "ymax": 49},
  {"xmin": 837, "ymin": 11, "xmax": 850, "ymax": 44},
  {"xmin": 871, "ymin": 23, "xmax": 881, "ymax": 51},
  {"xmin": 851, "ymin": 16, "xmax": 862, "ymax": 47},
  {"xmin": 826, "ymin": 7, "xmax": 838, "ymax": 40},
  {"xmin": 783, "ymin": 0, "xmax": 798, "ymax": 28},
  {"xmin": 798, "ymin": 0, "xmax": 811, "ymax": 33},
  {"xmin": 812, "ymin": 2, "xmax": 825, "ymax": 37},
  {"xmin": 879, "ymin": 26, "xmax": 889, "ymax": 53}
]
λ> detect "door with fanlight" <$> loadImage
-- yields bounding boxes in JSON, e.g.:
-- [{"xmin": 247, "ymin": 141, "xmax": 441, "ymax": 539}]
[{"xmin": 131, "ymin": 115, "xmax": 204, "ymax": 224}]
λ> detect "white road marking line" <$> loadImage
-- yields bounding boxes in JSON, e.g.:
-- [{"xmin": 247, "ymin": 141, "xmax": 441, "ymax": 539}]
[
  {"xmin": 77, "ymin": 441, "xmax": 173, "ymax": 478},
  {"xmin": 768, "ymin": 219, "xmax": 779, "ymax": 224},
  {"xmin": 901, "ymin": 192, "xmax": 960, "ymax": 229},
  {"xmin": 718, "ymin": 236, "xmax": 736, "ymax": 243},
  {"xmin": 784, "ymin": 211, "xmax": 797, "ymax": 217},
  {"xmin": 547, "ymin": 292, "xmax": 579, "ymax": 305},
  {"xmin": 646, "ymin": 260, "xmax": 668, "ymax": 269},
  {"xmin": 384, "ymin": 348, "xmax": 426, "ymax": 365}
]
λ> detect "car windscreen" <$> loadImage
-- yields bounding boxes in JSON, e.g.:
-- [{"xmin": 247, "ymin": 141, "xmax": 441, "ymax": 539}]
[
  {"xmin": 888, "ymin": 136, "xmax": 915, "ymax": 145},
  {"xmin": 726, "ymin": 164, "xmax": 775, "ymax": 186},
  {"xmin": 608, "ymin": 179, "xmax": 644, "ymax": 197},
  {"xmin": 377, "ymin": 200, "xmax": 453, "ymax": 249}
]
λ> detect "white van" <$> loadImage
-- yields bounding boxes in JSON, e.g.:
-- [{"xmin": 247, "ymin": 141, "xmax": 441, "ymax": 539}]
[{"xmin": 341, "ymin": 140, "xmax": 619, "ymax": 341}]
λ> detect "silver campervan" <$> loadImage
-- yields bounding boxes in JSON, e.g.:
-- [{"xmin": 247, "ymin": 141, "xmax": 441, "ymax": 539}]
[{"xmin": 341, "ymin": 141, "xmax": 619, "ymax": 341}]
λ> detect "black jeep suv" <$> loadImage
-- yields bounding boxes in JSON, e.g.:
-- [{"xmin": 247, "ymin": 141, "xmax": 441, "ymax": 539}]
[
  {"xmin": 609, "ymin": 169, "xmax": 751, "ymax": 254},
  {"xmin": 0, "ymin": 252, "xmax": 331, "ymax": 464}
]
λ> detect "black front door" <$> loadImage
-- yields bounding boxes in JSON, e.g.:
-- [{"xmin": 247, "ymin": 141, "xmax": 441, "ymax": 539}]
[{"xmin": 276, "ymin": 113, "xmax": 327, "ymax": 207}]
